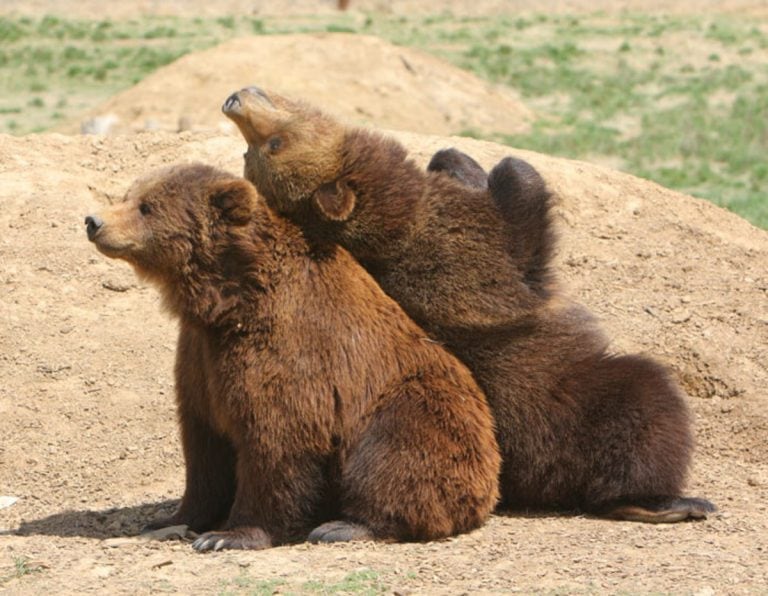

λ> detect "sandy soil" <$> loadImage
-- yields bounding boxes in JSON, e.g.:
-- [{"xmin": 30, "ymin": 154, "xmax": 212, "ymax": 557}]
[
  {"xmin": 1, "ymin": 0, "xmax": 768, "ymax": 593},
  {"xmin": 58, "ymin": 35, "xmax": 533, "ymax": 138},
  {"xmin": 1, "ymin": 126, "xmax": 766, "ymax": 593}
]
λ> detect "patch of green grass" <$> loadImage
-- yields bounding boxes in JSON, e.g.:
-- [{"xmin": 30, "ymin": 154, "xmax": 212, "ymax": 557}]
[
  {"xmin": 445, "ymin": 14, "xmax": 768, "ymax": 228},
  {"xmin": 217, "ymin": 16, "xmax": 236, "ymax": 30},
  {"xmin": 219, "ymin": 575, "xmax": 286, "ymax": 596},
  {"xmin": 251, "ymin": 18, "xmax": 265, "ymax": 34},
  {"xmin": 0, "ymin": 556, "xmax": 45, "ymax": 586},
  {"xmin": 302, "ymin": 569, "xmax": 385, "ymax": 595},
  {"xmin": 218, "ymin": 569, "xmax": 388, "ymax": 596},
  {"xmin": 326, "ymin": 24, "xmax": 357, "ymax": 33}
]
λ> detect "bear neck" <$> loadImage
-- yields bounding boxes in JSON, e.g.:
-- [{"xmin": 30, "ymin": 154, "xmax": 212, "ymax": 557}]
[
  {"xmin": 327, "ymin": 128, "xmax": 427, "ymax": 263},
  {"xmin": 169, "ymin": 211, "xmax": 311, "ymax": 332}
]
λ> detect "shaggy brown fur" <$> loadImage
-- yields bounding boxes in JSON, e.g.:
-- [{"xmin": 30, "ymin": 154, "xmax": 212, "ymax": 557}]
[
  {"xmin": 85, "ymin": 164, "xmax": 500, "ymax": 551},
  {"xmin": 222, "ymin": 87, "xmax": 716, "ymax": 522}
]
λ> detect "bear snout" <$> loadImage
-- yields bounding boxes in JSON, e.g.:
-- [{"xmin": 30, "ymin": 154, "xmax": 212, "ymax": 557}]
[
  {"xmin": 222, "ymin": 87, "xmax": 274, "ymax": 116},
  {"xmin": 243, "ymin": 86, "xmax": 270, "ymax": 102},
  {"xmin": 223, "ymin": 92, "xmax": 242, "ymax": 114},
  {"xmin": 85, "ymin": 215, "xmax": 103, "ymax": 241}
]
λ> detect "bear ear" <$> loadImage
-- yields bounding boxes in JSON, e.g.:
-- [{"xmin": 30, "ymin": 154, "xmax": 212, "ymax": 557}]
[
  {"xmin": 312, "ymin": 180, "xmax": 356, "ymax": 222},
  {"xmin": 210, "ymin": 179, "xmax": 255, "ymax": 226}
]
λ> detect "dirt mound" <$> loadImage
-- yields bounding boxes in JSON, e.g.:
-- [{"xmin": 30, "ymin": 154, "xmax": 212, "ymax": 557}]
[
  {"xmin": 1, "ymin": 129, "xmax": 767, "ymax": 593},
  {"xmin": 58, "ymin": 34, "xmax": 532, "ymax": 137}
]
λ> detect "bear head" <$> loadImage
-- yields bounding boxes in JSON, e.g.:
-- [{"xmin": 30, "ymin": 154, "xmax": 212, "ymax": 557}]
[
  {"xmin": 85, "ymin": 163, "xmax": 265, "ymax": 323},
  {"xmin": 222, "ymin": 86, "xmax": 356, "ymax": 222}
]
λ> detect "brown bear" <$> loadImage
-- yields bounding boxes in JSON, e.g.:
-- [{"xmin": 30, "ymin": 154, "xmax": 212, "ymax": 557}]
[
  {"xmin": 85, "ymin": 163, "xmax": 500, "ymax": 551},
  {"xmin": 222, "ymin": 86, "xmax": 716, "ymax": 522}
]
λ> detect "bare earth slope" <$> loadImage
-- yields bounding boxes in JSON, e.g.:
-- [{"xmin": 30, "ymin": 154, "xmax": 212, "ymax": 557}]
[
  {"xmin": 57, "ymin": 35, "xmax": 533, "ymax": 138},
  {"xmin": 1, "ymin": 130, "xmax": 766, "ymax": 593}
]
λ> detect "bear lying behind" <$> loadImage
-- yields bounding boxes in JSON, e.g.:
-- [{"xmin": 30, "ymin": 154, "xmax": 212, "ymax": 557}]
[
  {"xmin": 223, "ymin": 86, "xmax": 716, "ymax": 522},
  {"xmin": 85, "ymin": 163, "xmax": 500, "ymax": 551}
]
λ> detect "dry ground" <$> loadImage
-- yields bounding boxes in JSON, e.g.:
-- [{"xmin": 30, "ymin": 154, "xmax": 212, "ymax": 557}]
[
  {"xmin": 1, "ymin": 0, "xmax": 768, "ymax": 594},
  {"xmin": 1, "ymin": 128, "xmax": 766, "ymax": 594},
  {"xmin": 56, "ymin": 34, "xmax": 534, "ymax": 138}
]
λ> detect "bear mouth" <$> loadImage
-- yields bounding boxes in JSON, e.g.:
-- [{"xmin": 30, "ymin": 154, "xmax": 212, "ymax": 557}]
[{"xmin": 92, "ymin": 238, "xmax": 137, "ymax": 260}]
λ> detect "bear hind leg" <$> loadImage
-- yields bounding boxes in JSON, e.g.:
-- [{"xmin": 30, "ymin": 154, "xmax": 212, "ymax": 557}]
[
  {"xmin": 340, "ymin": 371, "xmax": 499, "ymax": 542},
  {"xmin": 427, "ymin": 148, "xmax": 488, "ymax": 188},
  {"xmin": 593, "ymin": 495, "xmax": 717, "ymax": 523},
  {"xmin": 574, "ymin": 354, "xmax": 716, "ymax": 524}
]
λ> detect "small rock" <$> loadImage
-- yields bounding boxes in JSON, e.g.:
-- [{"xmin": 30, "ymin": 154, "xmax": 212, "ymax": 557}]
[
  {"xmin": 102, "ymin": 279, "xmax": 132, "ymax": 292},
  {"xmin": 103, "ymin": 537, "xmax": 142, "ymax": 548},
  {"xmin": 81, "ymin": 114, "xmax": 119, "ymax": 135},
  {"xmin": 0, "ymin": 496, "xmax": 18, "ymax": 510},
  {"xmin": 140, "ymin": 524, "xmax": 190, "ymax": 542},
  {"xmin": 93, "ymin": 566, "xmax": 114, "ymax": 578},
  {"xmin": 149, "ymin": 558, "xmax": 174, "ymax": 569},
  {"xmin": 671, "ymin": 309, "xmax": 691, "ymax": 324},
  {"xmin": 177, "ymin": 116, "xmax": 193, "ymax": 132}
]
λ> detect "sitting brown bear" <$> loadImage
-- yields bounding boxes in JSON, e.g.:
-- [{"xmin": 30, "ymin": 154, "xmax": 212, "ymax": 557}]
[
  {"xmin": 222, "ymin": 86, "xmax": 716, "ymax": 522},
  {"xmin": 85, "ymin": 163, "xmax": 500, "ymax": 551}
]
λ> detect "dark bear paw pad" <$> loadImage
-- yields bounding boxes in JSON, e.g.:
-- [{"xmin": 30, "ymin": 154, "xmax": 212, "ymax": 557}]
[
  {"xmin": 308, "ymin": 521, "xmax": 373, "ymax": 543},
  {"xmin": 191, "ymin": 528, "xmax": 271, "ymax": 552}
]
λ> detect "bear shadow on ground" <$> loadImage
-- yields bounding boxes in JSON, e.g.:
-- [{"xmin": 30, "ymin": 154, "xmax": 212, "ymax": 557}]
[
  {"xmin": 7, "ymin": 500, "xmax": 179, "ymax": 539},
  {"xmin": 4, "ymin": 498, "xmax": 573, "ymax": 541}
]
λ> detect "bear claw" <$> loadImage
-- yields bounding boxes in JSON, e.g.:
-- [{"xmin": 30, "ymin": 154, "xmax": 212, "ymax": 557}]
[{"xmin": 191, "ymin": 528, "xmax": 271, "ymax": 552}]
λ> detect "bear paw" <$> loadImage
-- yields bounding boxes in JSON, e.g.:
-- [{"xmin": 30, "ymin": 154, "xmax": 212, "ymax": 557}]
[
  {"xmin": 308, "ymin": 520, "xmax": 374, "ymax": 543},
  {"xmin": 599, "ymin": 496, "xmax": 717, "ymax": 523},
  {"xmin": 191, "ymin": 527, "xmax": 272, "ymax": 551}
]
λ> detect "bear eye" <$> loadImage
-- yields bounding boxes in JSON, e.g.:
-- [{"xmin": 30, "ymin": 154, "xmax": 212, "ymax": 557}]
[
  {"xmin": 139, "ymin": 203, "xmax": 151, "ymax": 216},
  {"xmin": 268, "ymin": 136, "xmax": 282, "ymax": 153}
]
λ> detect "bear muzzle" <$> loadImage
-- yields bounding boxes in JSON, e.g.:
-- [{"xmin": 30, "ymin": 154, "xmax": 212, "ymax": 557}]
[{"xmin": 222, "ymin": 86, "xmax": 273, "ymax": 116}]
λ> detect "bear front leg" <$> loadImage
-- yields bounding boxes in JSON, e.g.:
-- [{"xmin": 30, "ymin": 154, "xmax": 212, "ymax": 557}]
[
  {"xmin": 192, "ymin": 450, "xmax": 326, "ymax": 551},
  {"xmin": 143, "ymin": 328, "xmax": 236, "ymax": 535},
  {"xmin": 143, "ymin": 412, "xmax": 236, "ymax": 534}
]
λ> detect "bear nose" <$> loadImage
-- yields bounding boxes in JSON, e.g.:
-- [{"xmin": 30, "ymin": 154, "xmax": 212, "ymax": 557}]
[
  {"xmin": 85, "ymin": 215, "xmax": 103, "ymax": 241},
  {"xmin": 223, "ymin": 92, "xmax": 241, "ymax": 112}
]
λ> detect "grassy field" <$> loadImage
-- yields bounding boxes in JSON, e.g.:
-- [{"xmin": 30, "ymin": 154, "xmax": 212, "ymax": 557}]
[{"xmin": 0, "ymin": 12, "xmax": 766, "ymax": 228}]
